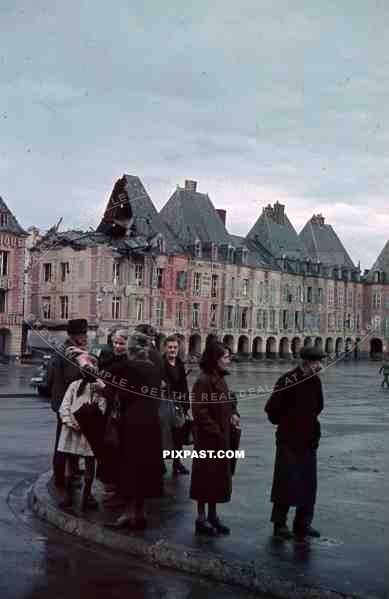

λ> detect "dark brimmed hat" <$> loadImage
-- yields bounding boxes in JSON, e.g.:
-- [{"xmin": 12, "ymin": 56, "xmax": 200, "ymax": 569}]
[
  {"xmin": 134, "ymin": 324, "xmax": 156, "ymax": 339},
  {"xmin": 67, "ymin": 318, "xmax": 88, "ymax": 335},
  {"xmin": 300, "ymin": 346, "xmax": 327, "ymax": 361}
]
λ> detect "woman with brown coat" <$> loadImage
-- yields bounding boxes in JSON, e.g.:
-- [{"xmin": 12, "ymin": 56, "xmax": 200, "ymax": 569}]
[{"xmin": 190, "ymin": 342, "xmax": 240, "ymax": 535}]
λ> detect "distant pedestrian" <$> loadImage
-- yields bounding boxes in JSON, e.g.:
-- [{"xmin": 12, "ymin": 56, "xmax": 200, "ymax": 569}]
[
  {"xmin": 47, "ymin": 318, "xmax": 88, "ymax": 488},
  {"xmin": 190, "ymin": 342, "xmax": 240, "ymax": 536},
  {"xmin": 265, "ymin": 346, "xmax": 325, "ymax": 540},
  {"xmin": 379, "ymin": 359, "xmax": 389, "ymax": 388}
]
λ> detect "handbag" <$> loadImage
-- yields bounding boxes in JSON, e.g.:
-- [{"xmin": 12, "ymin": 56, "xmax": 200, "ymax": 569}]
[
  {"xmin": 73, "ymin": 401, "xmax": 106, "ymax": 462},
  {"xmin": 181, "ymin": 415, "xmax": 194, "ymax": 446}
]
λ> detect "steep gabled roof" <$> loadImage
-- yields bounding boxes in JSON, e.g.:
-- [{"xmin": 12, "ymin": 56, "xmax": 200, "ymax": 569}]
[
  {"xmin": 0, "ymin": 196, "xmax": 27, "ymax": 236},
  {"xmin": 159, "ymin": 185, "xmax": 232, "ymax": 247},
  {"xmin": 97, "ymin": 175, "xmax": 182, "ymax": 253},
  {"xmin": 247, "ymin": 201, "xmax": 307, "ymax": 259},
  {"xmin": 366, "ymin": 240, "xmax": 389, "ymax": 282},
  {"xmin": 299, "ymin": 214, "xmax": 355, "ymax": 268},
  {"xmin": 229, "ymin": 234, "xmax": 278, "ymax": 269}
]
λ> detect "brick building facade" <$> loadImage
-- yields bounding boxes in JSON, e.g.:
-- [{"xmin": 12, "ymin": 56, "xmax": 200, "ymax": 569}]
[{"xmin": 27, "ymin": 176, "xmax": 389, "ymax": 360}]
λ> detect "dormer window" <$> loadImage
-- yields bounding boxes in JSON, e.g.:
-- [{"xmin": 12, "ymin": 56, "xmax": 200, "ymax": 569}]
[
  {"xmin": 211, "ymin": 244, "xmax": 218, "ymax": 261},
  {"xmin": 374, "ymin": 271, "xmax": 380, "ymax": 283},
  {"xmin": 194, "ymin": 240, "xmax": 202, "ymax": 258},
  {"xmin": 227, "ymin": 245, "xmax": 235, "ymax": 263},
  {"xmin": 242, "ymin": 248, "xmax": 248, "ymax": 265},
  {"xmin": 157, "ymin": 237, "xmax": 165, "ymax": 254},
  {"xmin": 0, "ymin": 213, "xmax": 8, "ymax": 227}
]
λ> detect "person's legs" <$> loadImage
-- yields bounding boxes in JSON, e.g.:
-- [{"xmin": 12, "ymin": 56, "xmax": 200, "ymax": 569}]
[
  {"xmin": 293, "ymin": 504, "xmax": 320, "ymax": 537},
  {"xmin": 385, "ymin": 374, "xmax": 389, "ymax": 388},
  {"xmin": 81, "ymin": 457, "xmax": 98, "ymax": 511},
  {"xmin": 195, "ymin": 501, "xmax": 217, "ymax": 535},
  {"xmin": 53, "ymin": 415, "xmax": 66, "ymax": 486},
  {"xmin": 59, "ymin": 455, "xmax": 77, "ymax": 509},
  {"xmin": 207, "ymin": 502, "xmax": 230, "ymax": 534},
  {"xmin": 271, "ymin": 503, "xmax": 294, "ymax": 538}
]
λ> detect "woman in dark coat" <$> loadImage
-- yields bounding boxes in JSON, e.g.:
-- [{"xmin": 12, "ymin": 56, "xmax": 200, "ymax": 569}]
[
  {"xmin": 190, "ymin": 342, "xmax": 240, "ymax": 535},
  {"xmin": 105, "ymin": 333, "xmax": 164, "ymax": 530},
  {"xmin": 97, "ymin": 329, "xmax": 129, "ymax": 503}
]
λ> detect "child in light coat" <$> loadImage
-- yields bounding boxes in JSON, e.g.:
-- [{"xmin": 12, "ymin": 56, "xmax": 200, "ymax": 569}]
[{"xmin": 58, "ymin": 351, "xmax": 106, "ymax": 511}]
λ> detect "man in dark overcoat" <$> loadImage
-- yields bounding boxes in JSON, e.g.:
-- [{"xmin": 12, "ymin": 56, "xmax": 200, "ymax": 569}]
[
  {"xmin": 48, "ymin": 318, "xmax": 88, "ymax": 487},
  {"xmin": 265, "ymin": 346, "xmax": 325, "ymax": 539}
]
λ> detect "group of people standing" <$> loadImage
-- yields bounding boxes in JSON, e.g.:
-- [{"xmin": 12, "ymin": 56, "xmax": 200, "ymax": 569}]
[
  {"xmin": 48, "ymin": 318, "xmax": 326, "ymax": 540},
  {"xmin": 48, "ymin": 319, "xmax": 241, "ymax": 534}
]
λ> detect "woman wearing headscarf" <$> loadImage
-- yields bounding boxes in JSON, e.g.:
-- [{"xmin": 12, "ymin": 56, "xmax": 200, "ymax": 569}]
[
  {"xmin": 105, "ymin": 331, "xmax": 164, "ymax": 530},
  {"xmin": 190, "ymin": 342, "xmax": 241, "ymax": 535}
]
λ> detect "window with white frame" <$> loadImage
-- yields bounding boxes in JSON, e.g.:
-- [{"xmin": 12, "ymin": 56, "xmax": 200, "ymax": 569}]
[
  {"xmin": 0, "ymin": 251, "xmax": 8, "ymax": 276},
  {"xmin": 112, "ymin": 262, "xmax": 120, "ymax": 283},
  {"xmin": 270, "ymin": 281, "xmax": 276, "ymax": 304},
  {"xmin": 372, "ymin": 290, "xmax": 381, "ymax": 308},
  {"xmin": 43, "ymin": 263, "xmax": 52, "ymax": 282},
  {"xmin": 136, "ymin": 298, "xmax": 143, "ymax": 321},
  {"xmin": 262, "ymin": 310, "xmax": 268, "ymax": 330},
  {"xmin": 256, "ymin": 309, "xmax": 263, "ymax": 329},
  {"xmin": 224, "ymin": 305, "xmax": 233, "ymax": 328},
  {"xmin": 211, "ymin": 274, "xmax": 218, "ymax": 298},
  {"xmin": 192, "ymin": 303, "xmax": 200, "ymax": 328},
  {"xmin": 60, "ymin": 262, "xmax": 70, "ymax": 282},
  {"xmin": 211, "ymin": 244, "xmax": 218, "ymax": 261},
  {"xmin": 156, "ymin": 300, "xmax": 164, "ymax": 326},
  {"xmin": 242, "ymin": 279, "xmax": 249, "ymax": 297},
  {"xmin": 193, "ymin": 272, "xmax": 202, "ymax": 296},
  {"xmin": 176, "ymin": 302, "xmax": 184, "ymax": 327},
  {"xmin": 242, "ymin": 248, "xmax": 248, "ymax": 265},
  {"xmin": 157, "ymin": 237, "xmax": 165, "ymax": 253},
  {"xmin": 230, "ymin": 277, "xmax": 235, "ymax": 298},
  {"xmin": 328, "ymin": 287, "xmax": 334, "ymax": 305},
  {"xmin": 194, "ymin": 240, "xmax": 202, "ymax": 258},
  {"xmin": 210, "ymin": 303, "xmax": 218, "ymax": 326},
  {"xmin": 347, "ymin": 289, "xmax": 353, "ymax": 306},
  {"xmin": 0, "ymin": 213, "xmax": 8, "ymax": 227},
  {"xmin": 241, "ymin": 307, "xmax": 248, "ymax": 329},
  {"xmin": 337, "ymin": 288, "xmax": 344, "ymax": 305},
  {"xmin": 112, "ymin": 296, "xmax": 121, "ymax": 320},
  {"xmin": 42, "ymin": 297, "xmax": 51, "ymax": 319},
  {"xmin": 0, "ymin": 290, "xmax": 6, "ymax": 313},
  {"xmin": 328, "ymin": 313, "xmax": 335, "ymax": 330},
  {"xmin": 134, "ymin": 263, "xmax": 144, "ymax": 286},
  {"xmin": 156, "ymin": 268, "xmax": 164, "ymax": 289},
  {"xmin": 228, "ymin": 246, "xmax": 234, "ymax": 263},
  {"xmin": 269, "ymin": 309, "xmax": 276, "ymax": 330},
  {"xmin": 59, "ymin": 295, "xmax": 69, "ymax": 319}
]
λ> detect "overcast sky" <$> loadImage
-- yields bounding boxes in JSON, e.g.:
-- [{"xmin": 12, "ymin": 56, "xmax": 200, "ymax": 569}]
[{"xmin": 1, "ymin": 0, "xmax": 388, "ymax": 269}]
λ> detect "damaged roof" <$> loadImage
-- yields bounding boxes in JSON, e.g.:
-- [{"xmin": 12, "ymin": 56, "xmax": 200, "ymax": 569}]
[
  {"xmin": 0, "ymin": 196, "xmax": 27, "ymax": 236},
  {"xmin": 229, "ymin": 234, "xmax": 278, "ymax": 269}
]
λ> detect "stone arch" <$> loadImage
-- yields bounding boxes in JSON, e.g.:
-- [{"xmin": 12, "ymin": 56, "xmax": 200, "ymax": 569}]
[
  {"xmin": 345, "ymin": 337, "xmax": 353, "ymax": 359},
  {"xmin": 325, "ymin": 338, "xmax": 334, "ymax": 354},
  {"xmin": 266, "ymin": 336, "xmax": 277, "ymax": 359},
  {"xmin": 252, "ymin": 337, "xmax": 264, "ymax": 357},
  {"xmin": 304, "ymin": 337, "xmax": 312, "ymax": 347},
  {"xmin": 335, "ymin": 337, "xmax": 344, "ymax": 356},
  {"xmin": 291, "ymin": 337, "xmax": 302, "ymax": 357},
  {"xmin": 0, "ymin": 329, "xmax": 11, "ymax": 356},
  {"xmin": 238, "ymin": 335, "xmax": 249, "ymax": 354},
  {"xmin": 354, "ymin": 337, "xmax": 361, "ymax": 359},
  {"xmin": 370, "ymin": 338, "xmax": 383, "ymax": 360},
  {"xmin": 223, "ymin": 335, "xmax": 234, "ymax": 352},
  {"xmin": 205, "ymin": 333, "xmax": 218, "ymax": 351},
  {"xmin": 279, "ymin": 337, "xmax": 290, "ymax": 358},
  {"xmin": 314, "ymin": 337, "xmax": 323, "ymax": 350},
  {"xmin": 188, "ymin": 334, "xmax": 201, "ymax": 355}
]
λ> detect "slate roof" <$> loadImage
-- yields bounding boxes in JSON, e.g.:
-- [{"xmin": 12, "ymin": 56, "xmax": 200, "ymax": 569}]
[
  {"xmin": 299, "ymin": 214, "xmax": 355, "ymax": 268},
  {"xmin": 159, "ymin": 186, "xmax": 232, "ymax": 247},
  {"xmin": 31, "ymin": 228, "xmax": 106, "ymax": 251},
  {"xmin": 0, "ymin": 196, "xmax": 27, "ymax": 236},
  {"xmin": 247, "ymin": 202, "xmax": 308, "ymax": 259},
  {"xmin": 229, "ymin": 234, "xmax": 278, "ymax": 269},
  {"xmin": 98, "ymin": 175, "xmax": 182, "ymax": 253},
  {"xmin": 366, "ymin": 240, "xmax": 389, "ymax": 282}
]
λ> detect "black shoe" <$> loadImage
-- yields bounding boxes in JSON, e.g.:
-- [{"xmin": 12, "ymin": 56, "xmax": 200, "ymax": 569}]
[
  {"xmin": 195, "ymin": 519, "xmax": 218, "ymax": 536},
  {"xmin": 293, "ymin": 525, "xmax": 320, "ymax": 538},
  {"xmin": 173, "ymin": 462, "xmax": 190, "ymax": 475},
  {"xmin": 273, "ymin": 524, "xmax": 294, "ymax": 540},
  {"xmin": 105, "ymin": 514, "xmax": 133, "ymax": 529},
  {"xmin": 208, "ymin": 517, "xmax": 230, "ymax": 535}
]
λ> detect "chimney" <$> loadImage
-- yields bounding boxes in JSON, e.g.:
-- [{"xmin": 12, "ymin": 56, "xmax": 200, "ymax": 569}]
[
  {"xmin": 273, "ymin": 201, "xmax": 285, "ymax": 224},
  {"xmin": 216, "ymin": 209, "xmax": 226, "ymax": 226},
  {"xmin": 185, "ymin": 180, "xmax": 197, "ymax": 192}
]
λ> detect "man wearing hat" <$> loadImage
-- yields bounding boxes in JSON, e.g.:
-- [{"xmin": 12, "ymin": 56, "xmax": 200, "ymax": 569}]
[
  {"xmin": 48, "ymin": 318, "xmax": 88, "ymax": 488},
  {"xmin": 265, "ymin": 345, "xmax": 326, "ymax": 539}
]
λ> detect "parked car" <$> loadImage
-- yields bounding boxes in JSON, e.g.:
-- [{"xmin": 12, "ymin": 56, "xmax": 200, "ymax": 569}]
[{"xmin": 30, "ymin": 353, "xmax": 53, "ymax": 398}]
